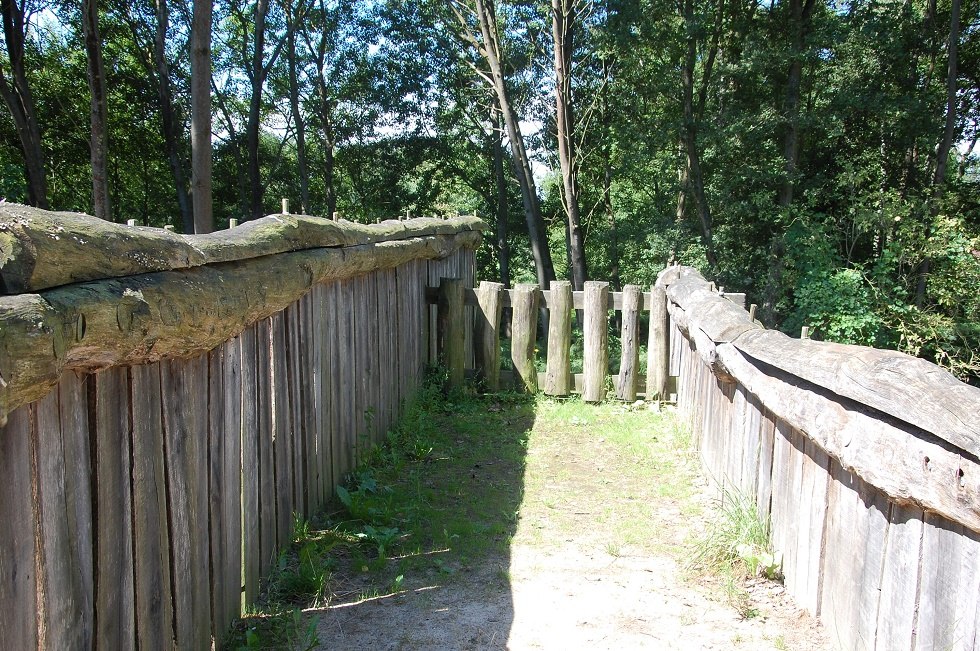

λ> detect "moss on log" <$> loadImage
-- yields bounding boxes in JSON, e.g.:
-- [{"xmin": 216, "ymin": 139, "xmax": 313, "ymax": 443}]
[
  {"xmin": 0, "ymin": 230, "xmax": 481, "ymax": 424},
  {"xmin": 0, "ymin": 203, "xmax": 484, "ymax": 293}
]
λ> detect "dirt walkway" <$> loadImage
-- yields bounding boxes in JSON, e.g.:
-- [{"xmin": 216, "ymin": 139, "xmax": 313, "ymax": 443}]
[{"xmin": 307, "ymin": 399, "xmax": 830, "ymax": 650}]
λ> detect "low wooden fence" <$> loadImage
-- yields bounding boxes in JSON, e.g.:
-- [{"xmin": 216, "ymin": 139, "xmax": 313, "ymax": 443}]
[
  {"xmin": 659, "ymin": 265, "xmax": 980, "ymax": 650},
  {"xmin": 429, "ymin": 278, "xmax": 744, "ymax": 401},
  {"xmin": 0, "ymin": 204, "xmax": 480, "ymax": 649}
]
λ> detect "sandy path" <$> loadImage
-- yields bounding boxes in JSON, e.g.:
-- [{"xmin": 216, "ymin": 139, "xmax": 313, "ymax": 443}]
[{"xmin": 309, "ymin": 402, "xmax": 830, "ymax": 650}]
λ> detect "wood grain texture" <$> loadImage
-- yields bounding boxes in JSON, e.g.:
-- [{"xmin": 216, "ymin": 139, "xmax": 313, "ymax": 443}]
[
  {"xmin": 646, "ymin": 284, "xmax": 669, "ymax": 401},
  {"xmin": 239, "ymin": 325, "xmax": 260, "ymax": 605},
  {"xmin": 545, "ymin": 281, "xmax": 572, "ymax": 397},
  {"xmin": 717, "ymin": 343, "xmax": 980, "ymax": 533},
  {"xmin": 473, "ymin": 281, "xmax": 503, "ymax": 392},
  {"xmin": 0, "ymin": 406, "xmax": 38, "ymax": 650},
  {"xmin": 437, "ymin": 277, "xmax": 465, "ymax": 389},
  {"xmin": 876, "ymin": 503, "xmax": 923, "ymax": 647},
  {"xmin": 0, "ymin": 230, "xmax": 482, "ymax": 423},
  {"xmin": 0, "ymin": 203, "xmax": 485, "ymax": 294},
  {"xmin": 130, "ymin": 364, "xmax": 173, "ymax": 651},
  {"xmin": 270, "ymin": 312, "xmax": 293, "ymax": 550},
  {"xmin": 583, "ymin": 281, "xmax": 610, "ymax": 403},
  {"xmin": 161, "ymin": 357, "xmax": 211, "ymax": 650},
  {"xmin": 617, "ymin": 285, "xmax": 642, "ymax": 401},
  {"xmin": 510, "ymin": 284, "xmax": 540, "ymax": 393}
]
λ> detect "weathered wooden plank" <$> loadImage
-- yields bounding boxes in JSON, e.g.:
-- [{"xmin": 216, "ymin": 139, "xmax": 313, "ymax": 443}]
[
  {"xmin": 0, "ymin": 406, "xmax": 38, "ymax": 650},
  {"xmin": 374, "ymin": 271, "xmax": 390, "ymax": 440},
  {"xmin": 754, "ymin": 399, "xmax": 776, "ymax": 521},
  {"xmin": 239, "ymin": 325, "xmax": 261, "ymax": 605},
  {"xmin": 583, "ymin": 281, "xmax": 610, "ymax": 403},
  {"xmin": 130, "ymin": 364, "xmax": 174, "ymax": 651},
  {"xmin": 915, "ymin": 514, "xmax": 980, "ymax": 650},
  {"xmin": 325, "ymin": 281, "xmax": 344, "ymax": 491},
  {"xmin": 300, "ymin": 291, "xmax": 319, "ymax": 513},
  {"xmin": 338, "ymin": 279, "xmax": 356, "ymax": 474},
  {"xmin": 366, "ymin": 272, "xmax": 381, "ymax": 445},
  {"xmin": 473, "ymin": 281, "xmax": 503, "ymax": 392},
  {"xmin": 312, "ymin": 284, "xmax": 329, "ymax": 506},
  {"xmin": 286, "ymin": 303, "xmax": 306, "ymax": 517},
  {"xmin": 510, "ymin": 283, "xmax": 540, "ymax": 393},
  {"xmin": 617, "ymin": 285, "xmax": 642, "ymax": 402},
  {"xmin": 646, "ymin": 283, "xmax": 669, "ymax": 401},
  {"xmin": 35, "ymin": 376, "xmax": 94, "ymax": 650},
  {"xmin": 161, "ymin": 357, "xmax": 211, "ymax": 650},
  {"xmin": 221, "ymin": 336, "xmax": 244, "ymax": 628},
  {"xmin": 545, "ymin": 281, "xmax": 572, "ymax": 397},
  {"xmin": 60, "ymin": 372, "xmax": 95, "ymax": 647},
  {"xmin": 437, "ymin": 277, "xmax": 465, "ymax": 389},
  {"xmin": 353, "ymin": 275, "xmax": 369, "ymax": 457},
  {"xmin": 256, "ymin": 319, "xmax": 276, "ymax": 578},
  {"xmin": 876, "ymin": 503, "xmax": 924, "ymax": 647},
  {"xmin": 795, "ymin": 438, "xmax": 830, "ymax": 616},
  {"xmin": 206, "ymin": 348, "xmax": 228, "ymax": 643},
  {"xmin": 270, "ymin": 312, "xmax": 293, "ymax": 550},
  {"xmin": 94, "ymin": 366, "xmax": 137, "ymax": 650},
  {"xmin": 0, "ymin": 230, "xmax": 483, "ymax": 424}
]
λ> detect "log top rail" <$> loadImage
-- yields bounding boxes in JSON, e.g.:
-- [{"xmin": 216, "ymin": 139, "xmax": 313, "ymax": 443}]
[
  {"xmin": 659, "ymin": 265, "xmax": 980, "ymax": 533},
  {"xmin": 0, "ymin": 203, "xmax": 485, "ymax": 294},
  {"xmin": 0, "ymin": 205, "xmax": 485, "ymax": 425}
]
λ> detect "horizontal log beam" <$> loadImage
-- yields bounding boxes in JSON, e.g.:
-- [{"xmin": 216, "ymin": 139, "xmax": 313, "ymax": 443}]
[
  {"xmin": 0, "ymin": 231, "xmax": 481, "ymax": 424},
  {"xmin": 0, "ymin": 203, "xmax": 485, "ymax": 294}
]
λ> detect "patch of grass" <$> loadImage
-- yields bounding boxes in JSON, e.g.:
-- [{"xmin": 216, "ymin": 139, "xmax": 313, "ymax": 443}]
[
  {"xmin": 688, "ymin": 487, "xmax": 780, "ymax": 618},
  {"xmin": 224, "ymin": 373, "xmax": 535, "ymax": 649}
]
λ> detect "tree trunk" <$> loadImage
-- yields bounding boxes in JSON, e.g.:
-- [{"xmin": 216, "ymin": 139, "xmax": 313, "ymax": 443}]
[
  {"xmin": 153, "ymin": 0, "xmax": 193, "ymax": 232},
  {"xmin": 552, "ymin": 0, "xmax": 586, "ymax": 290},
  {"xmin": 0, "ymin": 0, "xmax": 48, "ymax": 208},
  {"xmin": 600, "ymin": 57, "xmax": 619, "ymax": 291},
  {"xmin": 492, "ymin": 107, "xmax": 510, "ymax": 288},
  {"xmin": 190, "ymin": 0, "xmax": 213, "ymax": 233},
  {"xmin": 82, "ymin": 0, "xmax": 112, "ymax": 221},
  {"xmin": 917, "ymin": 0, "xmax": 961, "ymax": 308},
  {"xmin": 247, "ymin": 0, "xmax": 270, "ymax": 220},
  {"xmin": 680, "ymin": 0, "xmax": 717, "ymax": 268},
  {"xmin": 471, "ymin": 0, "xmax": 556, "ymax": 288},
  {"xmin": 778, "ymin": 0, "xmax": 815, "ymax": 208},
  {"xmin": 286, "ymin": 0, "xmax": 310, "ymax": 214}
]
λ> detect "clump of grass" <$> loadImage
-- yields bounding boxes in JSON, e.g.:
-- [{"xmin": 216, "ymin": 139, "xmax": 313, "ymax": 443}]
[
  {"xmin": 688, "ymin": 488, "xmax": 780, "ymax": 619},
  {"xmin": 224, "ymin": 371, "xmax": 534, "ymax": 649}
]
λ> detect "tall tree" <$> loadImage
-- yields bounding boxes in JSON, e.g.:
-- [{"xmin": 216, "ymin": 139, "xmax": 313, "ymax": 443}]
[
  {"xmin": 0, "ymin": 0, "xmax": 48, "ymax": 207},
  {"xmin": 552, "ymin": 0, "xmax": 587, "ymax": 290},
  {"xmin": 82, "ymin": 0, "xmax": 111, "ymax": 220},
  {"xmin": 284, "ymin": 0, "xmax": 310, "ymax": 213},
  {"xmin": 191, "ymin": 0, "xmax": 213, "ymax": 232},
  {"xmin": 447, "ymin": 0, "xmax": 556, "ymax": 288}
]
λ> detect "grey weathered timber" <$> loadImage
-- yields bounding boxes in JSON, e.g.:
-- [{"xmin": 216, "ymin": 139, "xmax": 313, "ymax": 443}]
[
  {"xmin": 545, "ymin": 281, "xmax": 572, "ymax": 397},
  {"xmin": 0, "ymin": 230, "xmax": 482, "ymax": 424},
  {"xmin": 510, "ymin": 283, "xmax": 540, "ymax": 393},
  {"xmin": 161, "ymin": 357, "xmax": 211, "ymax": 650},
  {"xmin": 256, "ymin": 320, "xmax": 276, "ymax": 578},
  {"xmin": 207, "ymin": 348, "xmax": 228, "ymax": 642},
  {"xmin": 474, "ymin": 281, "xmax": 503, "ymax": 391},
  {"xmin": 0, "ymin": 407, "xmax": 37, "ymax": 650},
  {"xmin": 94, "ymin": 367, "xmax": 136, "ymax": 650},
  {"xmin": 239, "ymin": 325, "xmax": 260, "ymax": 605},
  {"xmin": 270, "ymin": 312, "xmax": 293, "ymax": 550},
  {"xmin": 437, "ymin": 277, "xmax": 465, "ymax": 389},
  {"xmin": 646, "ymin": 283, "xmax": 669, "ymax": 401},
  {"xmin": 0, "ymin": 203, "xmax": 485, "ymax": 293},
  {"xmin": 717, "ymin": 343, "xmax": 980, "ymax": 533},
  {"xmin": 616, "ymin": 285, "xmax": 642, "ymax": 401},
  {"xmin": 130, "ymin": 364, "xmax": 174, "ymax": 651},
  {"xmin": 876, "ymin": 504, "xmax": 923, "ymax": 646},
  {"xmin": 582, "ymin": 281, "xmax": 610, "ymax": 403}
]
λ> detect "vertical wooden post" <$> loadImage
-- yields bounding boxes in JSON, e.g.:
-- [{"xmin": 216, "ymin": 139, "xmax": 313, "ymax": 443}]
[
  {"xmin": 511, "ymin": 283, "xmax": 540, "ymax": 393},
  {"xmin": 545, "ymin": 280, "xmax": 572, "ymax": 396},
  {"xmin": 583, "ymin": 281, "xmax": 609, "ymax": 402},
  {"xmin": 646, "ymin": 283, "xmax": 669, "ymax": 401},
  {"xmin": 164, "ymin": 224, "xmax": 175, "ymax": 232},
  {"xmin": 437, "ymin": 277, "xmax": 465, "ymax": 389},
  {"xmin": 749, "ymin": 303, "xmax": 757, "ymax": 322},
  {"xmin": 801, "ymin": 326, "xmax": 810, "ymax": 340},
  {"xmin": 474, "ymin": 280, "xmax": 503, "ymax": 391},
  {"xmin": 228, "ymin": 218, "xmax": 239, "ymax": 228},
  {"xmin": 617, "ymin": 284, "xmax": 642, "ymax": 401},
  {"xmin": 281, "ymin": 198, "xmax": 289, "ymax": 214}
]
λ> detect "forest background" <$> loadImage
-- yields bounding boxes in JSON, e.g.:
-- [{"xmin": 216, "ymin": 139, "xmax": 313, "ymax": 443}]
[{"xmin": 1, "ymin": 0, "xmax": 978, "ymax": 382}]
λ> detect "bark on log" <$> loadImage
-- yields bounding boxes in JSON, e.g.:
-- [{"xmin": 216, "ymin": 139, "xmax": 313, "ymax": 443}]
[
  {"xmin": 718, "ymin": 343, "xmax": 980, "ymax": 535},
  {"xmin": 0, "ymin": 203, "xmax": 485, "ymax": 294},
  {"xmin": 0, "ymin": 231, "xmax": 481, "ymax": 424}
]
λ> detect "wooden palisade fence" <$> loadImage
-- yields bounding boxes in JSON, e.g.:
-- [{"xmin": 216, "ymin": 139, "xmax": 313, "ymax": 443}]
[
  {"xmin": 0, "ymin": 204, "xmax": 480, "ymax": 650},
  {"xmin": 430, "ymin": 278, "xmax": 744, "ymax": 401},
  {"xmin": 658, "ymin": 265, "xmax": 980, "ymax": 651},
  {"xmin": 438, "ymin": 267, "xmax": 980, "ymax": 649}
]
